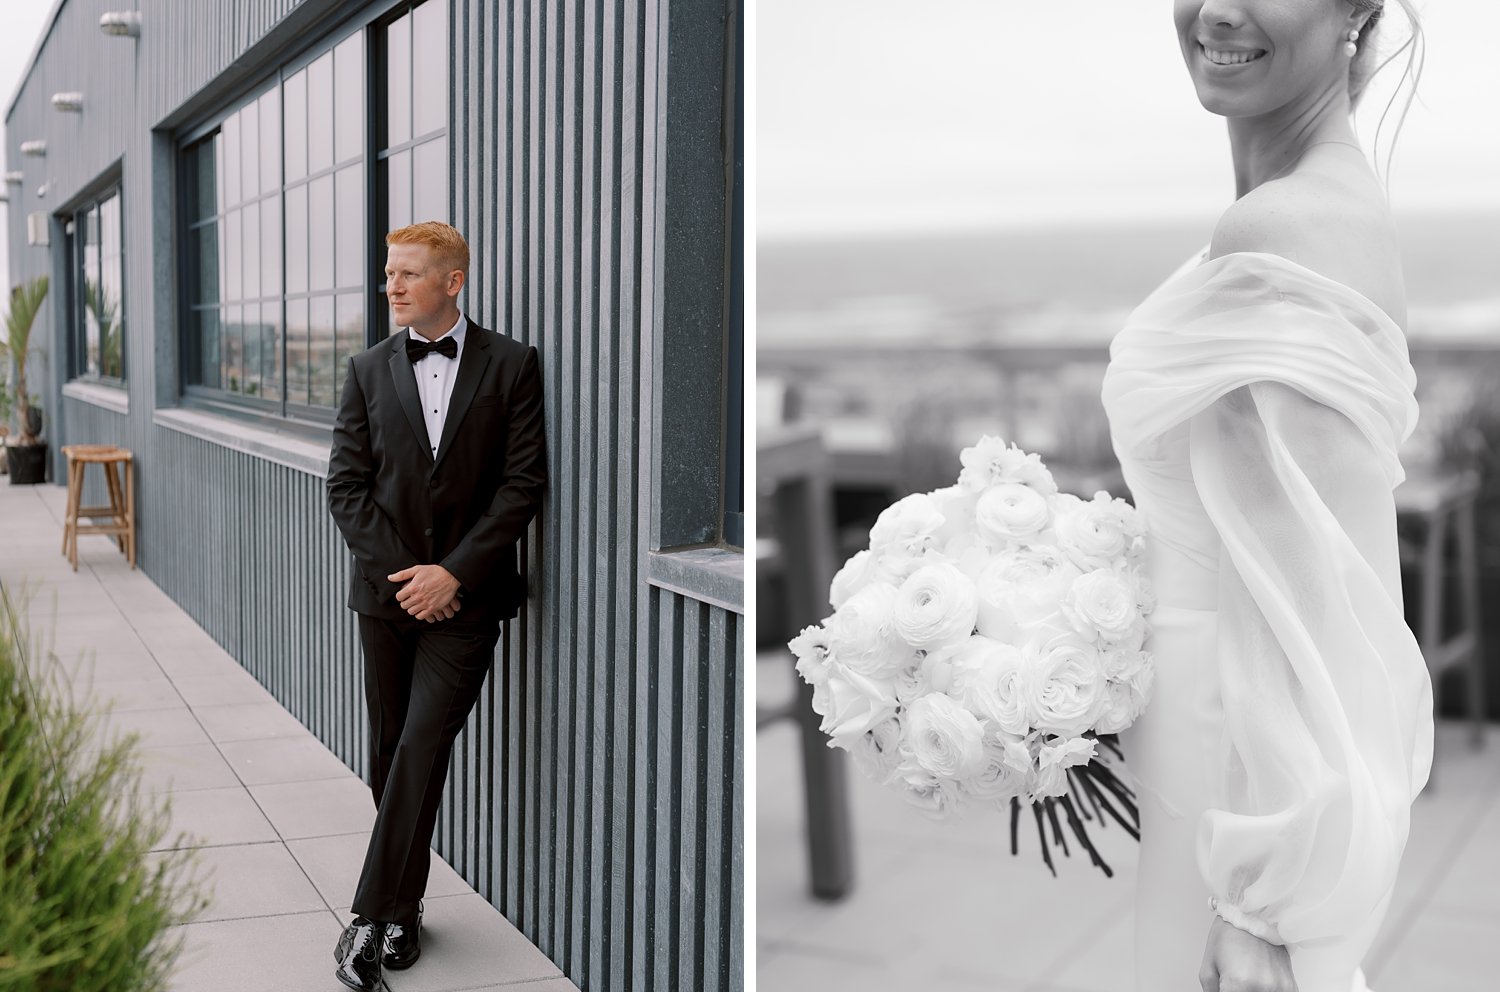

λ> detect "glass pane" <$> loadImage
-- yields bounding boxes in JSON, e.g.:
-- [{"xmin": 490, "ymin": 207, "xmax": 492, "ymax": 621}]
[
  {"xmin": 387, "ymin": 14, "xmax": 411, "ymax": 147},
  {"xmin": 192, "ymin": 222, "xmax": 220, "ymax": 305},
  {"xmin": 225, "ymin": 208, "xmax": 242, "ymax": 301},
  {"xmin": 259, "ymin": 301, "xmax": 282, "ymax": 401},
  {"xmin": 285, "ymin": 297, "xmax": 309, "ymax": 405},
  {"xmin": 261, "ymin": 197, "xmax": 282, "ymax": 297},
  {"xmin": 412, "ymin": 0, "xmax": 447, "ymax": 138},
  {"xmin": 223, "ymin": 112, "xmax": 241, "ymax": 207},
  {"xmin": 308, "ymin": 50, "xmax": 334, "ymax": 175},
  {"xmin": 309, "ymin": 294, "xmax": 336, "ymax": 407},
  {"xmin": 308, "ymin": 174, "xmax": 334, "ymax": 291},
  {"xmin": 334, "ymin": 33, "xmax": 364, "ymax": 164},
  {"xmin": 197, "ymin": 308, "xmax": 221, "ymax": 388},
  {"xmin": 224, "ymin": 303, "xmax": 243, "ymax": 392},
  {"xmin": 336, "ymin": 293, "xmax": 364, "ymax": 371},
  {"xmin": 285, "ymin": 184, "xmax": 308, "ymax": 295},
  {"xmin": 387, "ymin": 148, "xmax": 411, "ymax": 231},
  {"xmin": 192, "ymin": 138, "xmax": 216, "ymax": 219},
  {"xmin": 259, "ymin": 89, "xmax": 281, "ymax": 193},
  {"xmin": 240, "ymin": 99, "xmax": 259, "ymax": 199},
  {"xmin": 242, "ymin": 204, "xmax": 260, "ymax": 299},
  {"xmin": 335, "ymin": 165, "xmax": 364, "ymax": 289},
  {"xmin": 412, "ymin": 138, "xmax": 447, "ymax": 223},
  {"xmin": 284, "ymin": 68, "xmax": 307, "ymax": 183},
  {"xmin": 99, "ymin": 194, "xmax": 123, "ymax": 380},
  {"xmin": 82, "ymin": 206, "xmax": 101, "ymax": 378},
  {"xmin": 214, "ymin": 133, "xmax": 226, "ymax": 215},
  {"xmin": 242, "ymin": 301, "xmax": 262, "ymax": 398}
]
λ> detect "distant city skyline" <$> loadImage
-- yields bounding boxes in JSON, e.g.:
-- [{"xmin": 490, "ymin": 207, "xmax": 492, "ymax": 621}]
[{"xmin": 758, "ymin": 0, "xmax": 1500, "ymax": 238}]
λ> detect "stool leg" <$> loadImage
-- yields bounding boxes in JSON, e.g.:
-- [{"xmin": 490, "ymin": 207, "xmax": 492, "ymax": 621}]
[
  {"xmin": 103, "ymin": 460, "xmax": 126, "ymax": 553},
  {"xmin": 1458, "ymin": 500, "xmax": 1486, "ymax": 747},
  {"xmin": 66, "ymin": 460, "xmax": 85, "ymax": 571},
  {"xmin": 125, "ymin": 459, "xmax": 136, "ymax": 569}
]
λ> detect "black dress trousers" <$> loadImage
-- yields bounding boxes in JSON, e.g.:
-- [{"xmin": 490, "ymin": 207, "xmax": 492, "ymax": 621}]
[{"xmin": 350, "ymin": 611, "xmax": 500, "ymax": 925}]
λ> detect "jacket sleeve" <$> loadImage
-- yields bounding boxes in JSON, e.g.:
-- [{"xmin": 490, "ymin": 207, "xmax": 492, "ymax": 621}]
[
  {"xmin": 1188, "ymin": 380, "xmax": 1432, "ymax": 946},
  {"xmin": 326, "ymin": 357, "xmax": 419, "ymax": 605},
  {"xmin": 440, "ymin": 344, "xmax": 548, "ymax": 591}
]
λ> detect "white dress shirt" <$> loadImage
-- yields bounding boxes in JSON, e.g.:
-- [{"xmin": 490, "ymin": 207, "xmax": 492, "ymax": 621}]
[{"xmin": 407, "ymin": 311, "xmax": 467, "ymax": 458}]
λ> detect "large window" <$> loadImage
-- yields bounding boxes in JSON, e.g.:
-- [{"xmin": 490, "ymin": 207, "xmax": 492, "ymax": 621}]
[
  {"xmin": 69, "ymin": 186, "xmax": 125, "ymax": 383},
  {"xmin": 182, "ymin": 0, "xmax": 446, "ymax": 417}
]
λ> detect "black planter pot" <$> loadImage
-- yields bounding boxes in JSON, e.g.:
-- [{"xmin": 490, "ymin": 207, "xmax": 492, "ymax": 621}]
[{"xmin": 6, "ymin": 443, "xmax": 48, "ymax": 484}]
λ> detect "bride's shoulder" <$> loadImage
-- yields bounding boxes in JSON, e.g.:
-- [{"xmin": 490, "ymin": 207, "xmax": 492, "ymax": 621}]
[{"xmin": 1208, "ymin": 172, "xmax": 1406, "ymax": 325}]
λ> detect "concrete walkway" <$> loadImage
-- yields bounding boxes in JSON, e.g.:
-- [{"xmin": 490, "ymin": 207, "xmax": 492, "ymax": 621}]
[
  {"xmin": 1, "ymin": 480, "xmax": 579, "ymax": 992},
  {"xmin": 759, "ymin": 648, "xmax": 1500, "ymax": 992}
]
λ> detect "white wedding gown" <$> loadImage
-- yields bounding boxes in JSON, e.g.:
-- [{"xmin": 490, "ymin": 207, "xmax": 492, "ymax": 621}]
[{"xmin": 1101, "ymin": 250, "xmax": 1434, "ymax": 992}]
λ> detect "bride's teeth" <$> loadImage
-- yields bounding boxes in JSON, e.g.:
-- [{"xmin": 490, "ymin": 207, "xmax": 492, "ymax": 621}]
[{"xmin": 1203, "ymin": 46, "xmax": 1262, "ymax": 65}]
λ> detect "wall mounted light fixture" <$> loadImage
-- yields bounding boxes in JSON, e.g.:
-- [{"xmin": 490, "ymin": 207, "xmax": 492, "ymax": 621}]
[
  {"xmin": 99, "ymin": 11, "xmax": 142, "ymax": 37},
  {"xmin": 51, "ymin": 92, "xmax": 84, "ymax": 112},
  {"xmin": 20, "ymin": 140, "xmax": 46, "ymax": 157}
]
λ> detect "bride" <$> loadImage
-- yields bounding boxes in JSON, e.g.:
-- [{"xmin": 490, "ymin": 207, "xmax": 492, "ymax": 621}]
[{"xmin": 1100, "ymin": 2, "xmax": 1430, "ymax": 991}]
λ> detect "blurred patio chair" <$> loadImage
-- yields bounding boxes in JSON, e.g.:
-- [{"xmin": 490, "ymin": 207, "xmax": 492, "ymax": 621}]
[
  {"xmin": 1396, "ymin": 470, "xmax": 1486, "ymax": 781},
  {"xmin": 757, "ymin": 422, "xmax": 855, "ymax": 900}
]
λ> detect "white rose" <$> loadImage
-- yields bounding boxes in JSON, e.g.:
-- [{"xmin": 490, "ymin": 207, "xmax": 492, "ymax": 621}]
[
  {"xmin": 1022, "ymin": 633, "xmax": 1108, "ymax": 738},
  {"xmin": 893, "ymin": 563, "xmax": 979, "ymax": 649},
  {"xmin": 868, "ymin": 493, "xmax": 946, "ymax": 559},
  {"xmin": 825, "ymin": 583, "xmax": 911, "ymax": 678},
  {"xmin": 1102, "ymin": 646, "xmax": 1152, "ymax": 691},
  {"xmin": 903, "ymin": 694, "xmax": 987, "ymax": 783},
  {"xmin": 967, "ymin": 735, "xmax": 1031, "ymax": 804},
  {"xmin": 1062, "ymin": 568, "xmax": 1146, "ymax": 647},
  {"xmin": 819, "ymin": 667, "xmax": 898, "ymax": 743},
  {"xmin": 973, "ymin": 547, "xmax": 1082, "ymax": 643},
  {"xmin": 1053, "ymin": 491, "xmax": 1145, "ymax": 572},
  {"xmin": 849, "ymin": 716, "xmax": 905, "ymax": 784},
  {"xmin": 830, "ymin": 549, "xmax": 899, "ymax": 609},
  {"xmin": 896, "ymin": 768, "xmax": 962, "ymax": 819},
  {"xmin": 1094, "ymin": 681, "xmax": 1139, "ymax": 734},
  {"xmin": 788, "ymin": 624, "xmax": 834, "ymax": 687},
  {"xmin": 958, "ymin": 436, "xmax": 1058, "ymax": 495},
  {"xmin": 893, "ymin": 659, "xmax": 934, "ymax": 705},
  {"xmin": 950, "ymin": 638, "xmax": 1032, "ymax": 737},
  {"xmin": 929, "ymin": 485, "xmax": 979, "ymax": 545},
  {"xmin": 975, "ymin": 484, "xmax": 1052, "ymax": 545}
]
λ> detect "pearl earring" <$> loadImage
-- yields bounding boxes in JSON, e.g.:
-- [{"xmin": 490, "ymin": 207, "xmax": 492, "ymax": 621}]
[{"xmin": 1344, "ymin": 28, "xmax": 1359, "ymax": 57}]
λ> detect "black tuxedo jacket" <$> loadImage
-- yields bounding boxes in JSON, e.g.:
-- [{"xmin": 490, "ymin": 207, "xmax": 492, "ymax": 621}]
[{"xmin": 327, "ymin": 318, "xmax": 546, "ymax": 622}]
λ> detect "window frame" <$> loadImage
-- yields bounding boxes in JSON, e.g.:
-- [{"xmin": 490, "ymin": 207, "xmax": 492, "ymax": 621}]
[
  {"xmin": 174, "ymin": 0, "xmax": 444, "ymax": 429},
  {"xmin": 61, "ymin": 170, "xmax": 128, "ymax": 389}
]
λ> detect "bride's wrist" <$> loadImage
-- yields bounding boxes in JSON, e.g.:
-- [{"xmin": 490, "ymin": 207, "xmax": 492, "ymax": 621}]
[{"xmin": 1208, "ymin": 896, "xmax": 1284, "ymax": 945}]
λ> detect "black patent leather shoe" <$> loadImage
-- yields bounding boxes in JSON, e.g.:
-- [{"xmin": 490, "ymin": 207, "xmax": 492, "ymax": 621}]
[
  {"xmin": 333, "ymin": 917, "xmax": 388, "ymax": 991},
  {"xmin": 383, "ymin": 900, "xmax": 423, "ymax": 970}
]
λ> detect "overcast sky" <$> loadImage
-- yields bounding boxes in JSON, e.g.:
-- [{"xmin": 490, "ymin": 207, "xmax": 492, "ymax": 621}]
[
  {"xmin": 0, "ymin": 0, "xmax": 57, "ymax": 311},
  {"xmin": 758, "ymin": 0, "xmax": 1500, "ymax": 238}
]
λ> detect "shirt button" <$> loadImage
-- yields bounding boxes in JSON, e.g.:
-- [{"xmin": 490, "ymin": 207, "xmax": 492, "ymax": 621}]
[{"xmin": 424, "ymin": 527, "xmax": 432, "ymax": 537}]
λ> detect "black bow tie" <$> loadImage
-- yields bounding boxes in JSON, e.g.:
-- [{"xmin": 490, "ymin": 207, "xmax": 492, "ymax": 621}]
[{"xmin": 406, "ymin": 336, "xmax": 458, "ymax": 363}]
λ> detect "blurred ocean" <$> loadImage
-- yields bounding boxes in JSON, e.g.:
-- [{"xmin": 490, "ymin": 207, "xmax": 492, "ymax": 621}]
[{"xmin": 758, "ymin": 210, "xmax": 1500, "ymax": 343}]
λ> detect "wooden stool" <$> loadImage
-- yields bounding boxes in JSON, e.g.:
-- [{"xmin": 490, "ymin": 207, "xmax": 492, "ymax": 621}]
[{"xmin": 61, "ymin": 444, "xmax": 136, "ymax": 571}]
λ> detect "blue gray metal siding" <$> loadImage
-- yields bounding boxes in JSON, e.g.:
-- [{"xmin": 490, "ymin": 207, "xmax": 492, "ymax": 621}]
[{"xmin": 8, "ymin": 2, "xmax": 742, "ymax": 990}]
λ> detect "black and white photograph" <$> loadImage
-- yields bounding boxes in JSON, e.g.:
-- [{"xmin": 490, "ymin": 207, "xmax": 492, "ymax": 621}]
[{"xmin": 758, "ymin": 2, "xmax": 1500, "ymax": 991}]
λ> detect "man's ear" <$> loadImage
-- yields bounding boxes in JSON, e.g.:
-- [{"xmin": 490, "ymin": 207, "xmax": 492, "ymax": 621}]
[{"xmin": 446, "ymin": 269, "xmax": 466, "ymax": 298}]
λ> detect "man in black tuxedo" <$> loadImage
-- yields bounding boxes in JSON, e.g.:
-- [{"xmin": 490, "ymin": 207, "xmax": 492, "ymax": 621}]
[{"xmin": 326, "ymin": 221, "xmax": 545, "ymax": 991}]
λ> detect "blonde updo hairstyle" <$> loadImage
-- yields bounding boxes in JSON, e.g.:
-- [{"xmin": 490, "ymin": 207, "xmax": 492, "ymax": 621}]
[{"xmin": 1346, "ymin": 0, "xmax": 1425, "ymax": 180}]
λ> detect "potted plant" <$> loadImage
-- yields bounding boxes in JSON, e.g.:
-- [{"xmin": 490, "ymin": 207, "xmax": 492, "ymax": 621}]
[{"xmin": 1, "ymin": 275, "xmax": 50, "ymax": 484}]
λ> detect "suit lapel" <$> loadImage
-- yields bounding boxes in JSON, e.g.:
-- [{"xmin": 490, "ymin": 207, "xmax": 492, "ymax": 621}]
[
  {"xmin": 387, "ymin": 334, "xmax": 435, "ymax": 462},
  {"xmin": 433, "ymin": 319, "xmax": 492, "ymax": 471}
]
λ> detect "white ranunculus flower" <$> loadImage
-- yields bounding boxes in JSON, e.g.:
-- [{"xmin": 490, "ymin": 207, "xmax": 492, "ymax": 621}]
[
  {"xmin": 1102, "ymin": 647, "xmax": 1151, "ymax": 689},
  {"xmin": 929, "ymin": 485, "xmax": 979, "ymax": 545},
  {"xmin": 973, "ymin": 547, "xmax": 1082, "ymax": 643},
  {"xmin": 830, "ymin": 549, "xmax": 899, "ymax": 609},
  {"xmin": 868, "ymin": 493, "xmax": 946, "ymax": 559},
  {"xmin": 825, "ymin": 582, "xmax": 912, "ymax": 678},
  {"xmin": 894, "ymin": 659, "xmax": 934, "ymax": 705},
  {"xmin": 957, "ymin": 436, "xmax": 1058, "ymax": 495},
  {"xmin": 1052, "ymin": 491, "xmax": 1145, "ymax": 573},
  {"xmin": 1022, "ymin": 633, "xmax": 1108, "ymax": 738},
  {"xmin": 896, "ymin": 768, "xmax": 963, "ymax": 819},
  {"xmin": 903, "ymin": 694, "xmax": 987, "ymax": 783},
  {"xmin": 1062, "ymin": 568, "xmax": 1146, "ymax": 647},
  {"xmin": 819, "ymin": 667, "xmax": 898, "ymax": 743},
  {"xmin": 893, "ymin": 562, "xmax": 979, "ymax": 650},
  {"xmin": 966, "ymin": 735, "xmax": 1030, "ymax": 804},
  {"xmin": 849, "ymin": 716, "xmax": 905, "ymax": 784},
  {"xmin": 975, "ymin": 483, "xmax": 1052, "ymax": 546},
  {"xmin": 788, "ymin": 624, "xmax": 833, "ymax": 687},
  {"xmin": 949, "ymin": 638, "xmax": 1031, "ymax": 737},
  {"xmin": 1094, "ymin": 681, "xmax": 1139, "ymax": 735}
]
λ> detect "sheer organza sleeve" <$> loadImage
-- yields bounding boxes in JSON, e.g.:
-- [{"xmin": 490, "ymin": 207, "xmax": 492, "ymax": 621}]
[{"xmin": 1188, "ymin": 379, "xmax": 1433, "ymax": 945}]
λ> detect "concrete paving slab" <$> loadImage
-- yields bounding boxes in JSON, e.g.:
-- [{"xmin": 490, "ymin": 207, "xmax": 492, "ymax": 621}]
[
  {"xmin": 94, "ymin": 705, "xmax": 211, "ymax": 749},
  {"xmin": 167, "ymin": 910, "xmax": 344, "ymax": 992},
  {"xmin": 287, "ymin": 832, "xmax": 476, "ymax": 912},
  {"xmin": 83, "ymin": 677, "xmax": 186, "ymax": 712},
  {"xmin": 195, "ymin": 701, "xmax": 314, "ymax": 743},
  {"xmin": 137, "ymin": 743, "xmax": 244, "ymax": 794},
  {"xmin": 218, "ymin": 735, "xmax": 357, "ymax": 786},
  {"xmin": 189, "ymin": 841, "xmax": 329, "ymax": 922},
  {"xmin": 393, "ymin": 892, "xmax": 563, "ymax": 990},
  {"xmin": 171, "ymin": 670, "xmax": 278, "ymax": 708},
  {"xmin": 157, "ymin": 786, "xmax": 281, "ymax": 850},
  {"xmin": 249, "ymin": 777, "xmax": 377, "ymax": 840}
]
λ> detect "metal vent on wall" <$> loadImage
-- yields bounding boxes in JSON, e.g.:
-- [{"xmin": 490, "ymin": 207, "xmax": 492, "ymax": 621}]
[{"xmin": 27, "ymin": 212, "xmax": 49, "ymax": 246}]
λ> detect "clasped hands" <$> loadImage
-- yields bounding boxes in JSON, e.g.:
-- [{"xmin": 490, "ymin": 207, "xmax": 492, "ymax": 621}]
[
  {"xmin": 1200, "ymin": 916, "xmax": 1298, "ymax": 992},
  {"xmin": 388, "ymin": 564, "xmax": 462, "ymax": 622}
]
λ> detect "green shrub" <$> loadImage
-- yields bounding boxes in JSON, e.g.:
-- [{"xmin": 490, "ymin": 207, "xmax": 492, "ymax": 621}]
[{"xmin": 0, "ymin": 586, "xmax": 205, "ymax": 992}]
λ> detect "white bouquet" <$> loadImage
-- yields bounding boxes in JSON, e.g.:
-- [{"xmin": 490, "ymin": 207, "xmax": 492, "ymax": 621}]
[{"xmin": 789, "ymin": 435, "xmax": 1154, "ymax": 876}]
